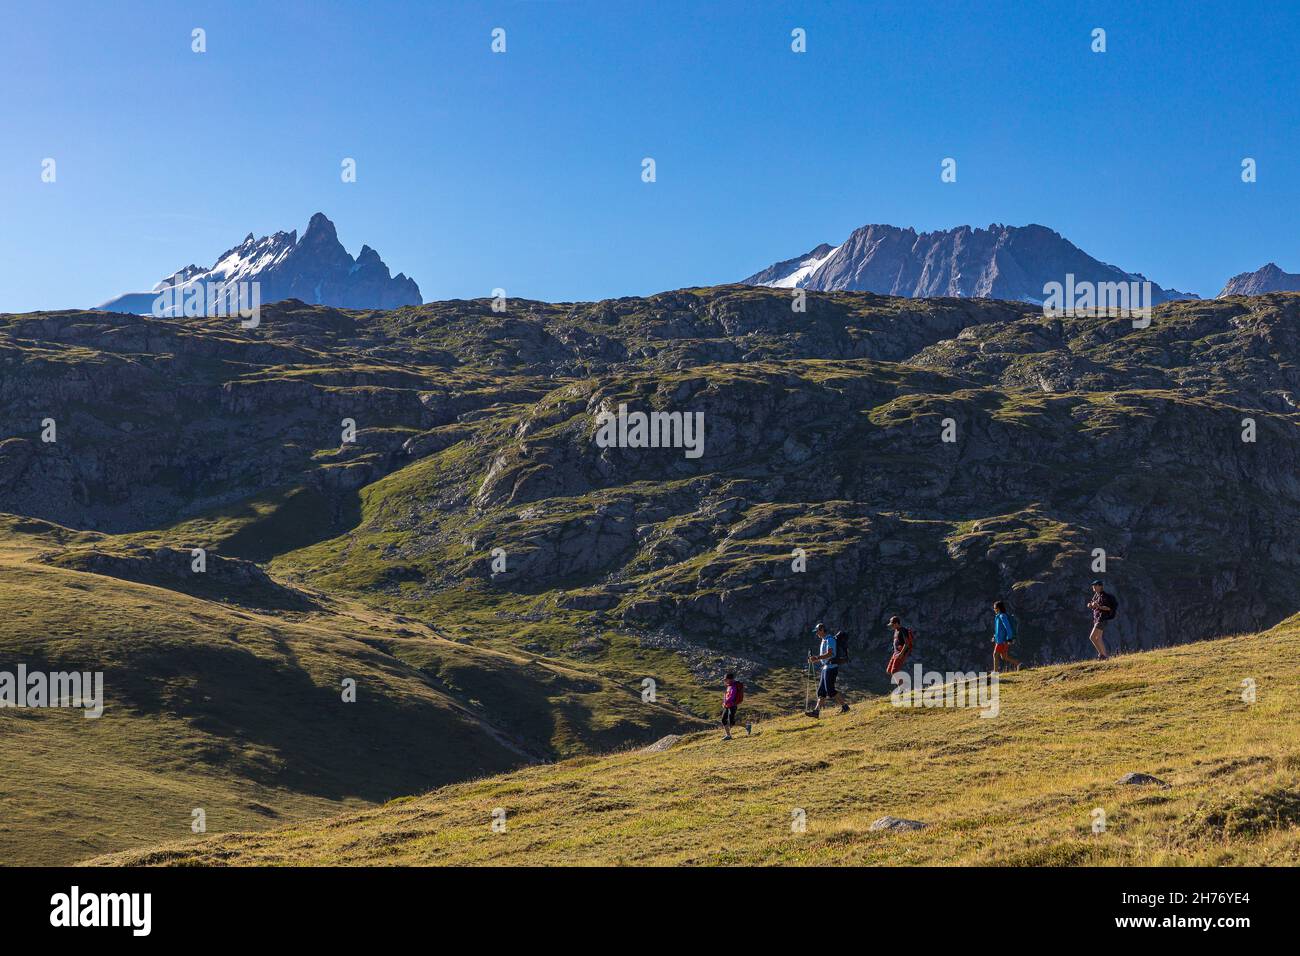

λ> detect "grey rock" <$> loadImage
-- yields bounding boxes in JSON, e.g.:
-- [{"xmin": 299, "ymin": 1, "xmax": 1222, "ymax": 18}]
[
  {"xmin": 641, "ymin": 734, "xmax": 682, "ymax": 753},
  {"xmin": 869, "ymin": 816, "xmax": 928, "ymax": 831},
  {"xmin": 1115, "ymin": 772, "xmax": 1170, "ymax": 788}
]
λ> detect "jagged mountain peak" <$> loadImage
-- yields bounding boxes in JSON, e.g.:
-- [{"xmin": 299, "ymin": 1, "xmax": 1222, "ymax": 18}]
[
  {"xmin": 302, "ymin": 211, "xmax": 340, "ymax": 243},
  {"xmin": 306, "ymin": 211, "xmax": 333, "ymax": 228},
  {"xmin": 95, "ymin": 214, "xmax": 422, "ymax": 315}
]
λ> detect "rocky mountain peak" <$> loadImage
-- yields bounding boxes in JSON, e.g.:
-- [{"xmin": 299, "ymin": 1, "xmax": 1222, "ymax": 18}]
[
  {"xmin": 744, "ymin": 222, "xmax": 1199, "ymax": 304},
  {"xmin": 1219, "ymin": 262, "xmax": 1300, "ymax": 297},
  {"xmin": 303, "ymin": 211, "xmax": 340, "ymax": 243},
  {"xmin": 95, "ymin": 214, "xmax": 422, "ymax": 314}
]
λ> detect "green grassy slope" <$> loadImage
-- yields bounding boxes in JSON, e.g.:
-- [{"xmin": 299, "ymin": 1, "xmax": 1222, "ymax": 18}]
[
  {"xmin": 0, "ymin": 516, "xmax": 699, "ymax": 865},
  {"xmin": 92, "ymin": 617, "xmax": 1300, "ymax": 866}
]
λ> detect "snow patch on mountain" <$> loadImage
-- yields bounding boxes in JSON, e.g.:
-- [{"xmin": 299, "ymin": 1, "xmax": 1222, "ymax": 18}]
[{"xmin": 764, "ymin": 244, "xmax": 842, "ymax": 288}]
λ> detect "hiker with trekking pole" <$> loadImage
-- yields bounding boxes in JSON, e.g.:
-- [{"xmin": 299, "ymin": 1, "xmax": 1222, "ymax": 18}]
[
  {"xmin": 1086, "ymin": 580, "xmax": 1117, "ymax": 660},
  {"xmin": 805, "ymin": 622, "xmax": 850, "ymax": 718}
]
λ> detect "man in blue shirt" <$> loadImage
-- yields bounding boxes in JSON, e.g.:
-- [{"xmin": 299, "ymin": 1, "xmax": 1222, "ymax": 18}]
[{"xmin": 806, "ymin": 622, "xmax": 850, "ymax": 718}]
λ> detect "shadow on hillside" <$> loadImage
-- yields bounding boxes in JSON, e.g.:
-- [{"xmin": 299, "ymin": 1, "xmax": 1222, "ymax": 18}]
[
  {"xmin": 42, "ymin": 547, "xmax": 318, "ymax": 612},
  {"xmin": 218, "ymin": 485, "xmax": 362, "ymax": 564},
  {"xmin": 401, "ymin": 644, "xmax": 700, "ymax": 760},
  {"xmin": 103, "ymin": 640, "xmax": 523, "ymax": 802}
]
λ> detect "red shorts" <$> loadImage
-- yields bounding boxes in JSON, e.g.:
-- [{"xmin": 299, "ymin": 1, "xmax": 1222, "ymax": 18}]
[
  {"xmin": 994, "ymin": 642, "xmax": 1012, "ymax": 655},
  {"xmin": 886, "ymin": 649, "xmax": 910, "ymax": 675}
]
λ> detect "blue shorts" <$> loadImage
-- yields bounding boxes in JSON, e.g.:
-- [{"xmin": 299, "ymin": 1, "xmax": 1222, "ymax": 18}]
[{"xmin": 818, "ymin": 667, "xmax": 838, "ymax": 698}]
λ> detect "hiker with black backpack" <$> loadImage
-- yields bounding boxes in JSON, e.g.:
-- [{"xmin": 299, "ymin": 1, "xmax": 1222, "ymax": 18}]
[
  {"xmin": 806, "ymin": 623, "xmax": 850, "ymax": 718},
  {"xmin": 721, "ymin": 672, "xmax": 751, "ymax": 740},
  {"xmin": 885, "ymin": 616, "xmax": 915, "ymax": 676},
  {"xmin": 1086, "ymin": 580, "xmax": 1117, "ymax": 660},
  {"xmin": 991, "ymin": 600, "xmax": 1022, "ymax": 672}
]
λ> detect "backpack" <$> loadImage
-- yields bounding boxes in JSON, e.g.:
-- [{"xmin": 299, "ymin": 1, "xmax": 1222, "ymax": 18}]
[
  {"xmin": 732, "ymin": 682, "xmax": 745, "ymax": 706},
  {"xmin": 831, "ymin": 633, "xmax": 851, "ymax": 665},
  {"xmin": 895, "ymin": 627, "xmax": 915, "ymax": 653},
  {"xmin": 1099, "ymin": 593, "xmax": 1117, "ymax": 621},
  {"xmin": 1006, "ymin": 614, "xmax": 1018, "ymax": 640}
]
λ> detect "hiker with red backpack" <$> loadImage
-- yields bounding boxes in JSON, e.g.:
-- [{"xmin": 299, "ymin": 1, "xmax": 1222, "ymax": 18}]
[
  {"xmin": 991, "ymin": 600, "xmax": 1022, "ymax": 672},
  {"xmin": 806, "ymin": 623, "xmax": 850, "ymax": 718},
  {"xmin": 885, "ymin": 616, "xmax": 915, "ymax": 676},
  {"xmin": 1086, "ymin": 580, "xmax": 1117, "ymax": 660},
  {"xmin": 721, "ymin": 672, "xmax": 750, "ymax": 740}
]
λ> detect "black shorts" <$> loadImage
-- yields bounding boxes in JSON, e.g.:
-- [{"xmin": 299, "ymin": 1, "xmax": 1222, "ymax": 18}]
[
  {"xmin": 721, "ymin": 705, "xmax": 738, "ymax": 726},
  {"xmin": 818, "ymin": 667, "xmax": 838, "ymax": 698}
]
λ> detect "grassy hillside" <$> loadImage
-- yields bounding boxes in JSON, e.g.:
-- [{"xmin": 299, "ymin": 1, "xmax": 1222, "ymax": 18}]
[
  {"xmin": 93, "ymin": 617, "xmax": 1300, "ymax": 866},
  {"xmin": 0, "ymin": 516, "xmax": 698, "ymax": 866}
]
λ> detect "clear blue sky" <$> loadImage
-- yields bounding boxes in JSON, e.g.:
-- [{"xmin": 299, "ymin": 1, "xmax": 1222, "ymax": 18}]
[{"xmin": 2, "ymin": 0, "xmax": 1296, "ymax": 311}]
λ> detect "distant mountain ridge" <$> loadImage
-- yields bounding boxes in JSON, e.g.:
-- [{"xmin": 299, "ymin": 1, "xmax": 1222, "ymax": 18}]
[
  {"xmin": 1218, "ymin": 262, "xmax": 1300, "ymax": 297},
  {"xmin": 95, "ymin": 213, "xmax": 422, "ymax": 315},
  {"xmin": 743, "ymin": 223, "xmax": 1199, "ymax": 304}
]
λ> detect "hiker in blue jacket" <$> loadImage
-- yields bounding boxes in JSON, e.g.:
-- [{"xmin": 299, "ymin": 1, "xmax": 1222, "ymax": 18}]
[{"xmin": 992, "ymin": 600, "xmax": 1022, "ymax": 672}]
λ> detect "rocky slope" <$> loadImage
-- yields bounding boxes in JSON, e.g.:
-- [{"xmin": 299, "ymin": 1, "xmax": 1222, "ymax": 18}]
[
  {"xmin": 5, "ymin": 287, "xmax": 1300, "ymax": 682},
  {"xmin": 95, "ymin": 213, "xmax": 422, "ymax": 314},
  {"xmin": 744, "ymin": 223, "xmax": 1198, "ymax": 303},
  {"xmin": 1219, "ymin": 262, "xmax": 1300, "ymax": 297}
]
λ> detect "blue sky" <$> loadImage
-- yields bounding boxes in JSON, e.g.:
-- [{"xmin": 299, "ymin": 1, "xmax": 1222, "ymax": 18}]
[{"xmin": 1, "ymin": 0, "xmax": 1296, "ymax": 310}]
